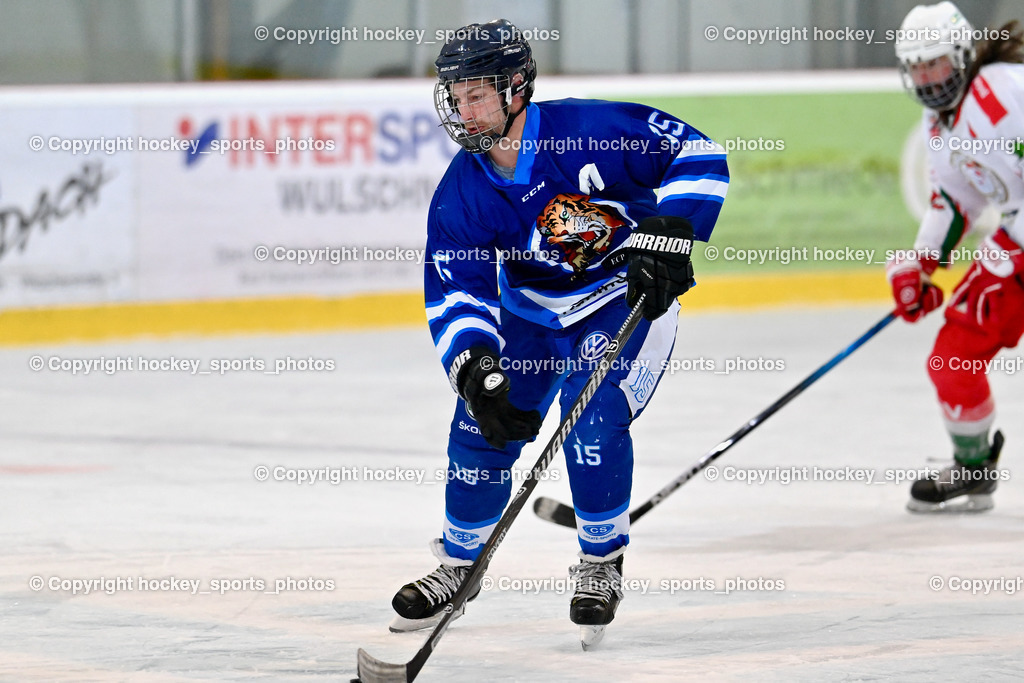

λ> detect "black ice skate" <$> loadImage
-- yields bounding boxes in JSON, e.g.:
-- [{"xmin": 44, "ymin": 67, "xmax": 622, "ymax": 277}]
[
  {"xmin": 908, "ymin": 431, "xmax": 1004, "ymax": 513},
  {"xmin": 389, "ymin": 539, "xmax": 480, "ymax": 633},
  {"xmin": 569, "ymin": 551, "xmax": 625, "ymax": 650}
]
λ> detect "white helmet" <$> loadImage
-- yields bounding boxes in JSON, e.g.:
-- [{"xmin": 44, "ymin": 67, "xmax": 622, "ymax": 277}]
[{"xmin": 895, "ymin": 1, "xmax": 976, "ymax": 110}]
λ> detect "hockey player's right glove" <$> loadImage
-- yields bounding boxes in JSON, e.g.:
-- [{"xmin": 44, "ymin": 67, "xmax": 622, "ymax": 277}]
[
  {"xmin": 886, "ymin": 249, "xmax": 943, "ymax": 322},
  {"xmin": 625, "ymin": 215, "xmax": 696, "ymax": 321},
  {"xmin": 452, "ymin": 347, "xmax": 543, "ymax": 450},
  {"xmin": 946, "ymin": 229, "xmax": 1024, "ymax": 331}
]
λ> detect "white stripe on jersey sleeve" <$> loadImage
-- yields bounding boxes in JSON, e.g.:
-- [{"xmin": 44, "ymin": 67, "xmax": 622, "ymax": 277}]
[
  {"xmin": 426, "ymin": 291, "xmax": 501, "ymax": 323},
  {"xmin": 657, "ymin": 177, "xmax": 729, "ymax": 204},
  {"xmin": 668, "ymin": 140, "xmax": 727, "ymax": 165},
  {"xmin": 434, "ymin": 317, "xmax": 504, "ymax": 362}
]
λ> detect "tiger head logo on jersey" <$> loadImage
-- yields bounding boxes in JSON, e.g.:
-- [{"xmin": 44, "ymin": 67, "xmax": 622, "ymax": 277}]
[{"xmin": 536, "ymin": 193, "xmax": 625, "ymax": 277}]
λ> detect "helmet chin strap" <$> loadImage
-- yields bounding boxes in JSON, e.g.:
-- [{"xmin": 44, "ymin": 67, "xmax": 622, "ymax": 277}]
[
  {"xmin": 498, "ymin": 103, "xmax": 523, "ymax": 139},
  {"xmin": 495, "ymin": 82, "xmax": 529, "ymax": 142}
]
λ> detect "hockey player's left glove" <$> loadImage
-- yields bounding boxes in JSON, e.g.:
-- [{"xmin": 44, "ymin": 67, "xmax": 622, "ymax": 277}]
[
  {"xmin": 625, "ymin": 215, "xmax": 696, "ymax": 321},
  {"xmin": 946, "ymin": 229, "xmax": 1024, "ymax": 331},
  {"xmin": 453, "ymin": 347, "xmax": 543, "ymax": 451},
  {"xmin": 886, "ymin": 249, "xmax": 943, "ymax": 322}
]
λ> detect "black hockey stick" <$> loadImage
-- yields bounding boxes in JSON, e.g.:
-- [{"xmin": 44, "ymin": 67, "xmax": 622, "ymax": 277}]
[
  {"xmin": 533, "ymin": 310, "xmax": 898, "ymax": 529},
  {"xmin": 355, "ymin": 296, "xmax": 647, "ymax": 683}
]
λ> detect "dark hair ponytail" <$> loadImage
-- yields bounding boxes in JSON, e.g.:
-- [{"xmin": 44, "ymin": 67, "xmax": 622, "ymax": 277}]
[{"xmin": 967, "ymin": 20, "xmax": 1024, "ymax": 82}]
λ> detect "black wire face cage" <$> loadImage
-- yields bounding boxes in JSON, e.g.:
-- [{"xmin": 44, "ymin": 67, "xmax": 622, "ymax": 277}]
[
  {"xmin": 434, "ymin": 75, "xmax": 514, "ymax": 154},
  {"xmin": 900, "ymin": 51, "xmax": 973, "ymax": 111}
]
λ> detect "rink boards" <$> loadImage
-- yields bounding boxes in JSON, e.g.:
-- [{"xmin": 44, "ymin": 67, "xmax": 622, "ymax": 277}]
[{"xmin": 0, "ymin": 71, "xmax": 932, "ymax": 345}]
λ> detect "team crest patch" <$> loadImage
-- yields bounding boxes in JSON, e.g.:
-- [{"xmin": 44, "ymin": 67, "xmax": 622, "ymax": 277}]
[
  {"xmin": 536, "ymin": 193, "xmax": 625, "ymax": 277},
  {"xmin": 950, "ymin": 152, "xmax": 1008, "ymax": 204}
]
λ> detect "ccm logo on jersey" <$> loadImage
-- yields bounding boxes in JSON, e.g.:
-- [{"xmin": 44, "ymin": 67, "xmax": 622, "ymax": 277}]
[
  {"xmin": 628, "ymin": 233, "xmax": 693, "ymax": 255},
  {"xmin": 522, "ymin": 180, "xmax": 546, "ymax": 202}
]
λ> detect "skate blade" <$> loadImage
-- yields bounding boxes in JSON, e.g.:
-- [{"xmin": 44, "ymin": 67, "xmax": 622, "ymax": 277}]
[
  {"xmin": 907, "ymin": 494, "xmax": 994, "ymax": 514},
  {"xmin": 388, "ymin": 603, "xmax": 465, "ymax": 633},
  {"xmin": 580, "ymin": 625, "xmax": 606, "ymax": 650}
]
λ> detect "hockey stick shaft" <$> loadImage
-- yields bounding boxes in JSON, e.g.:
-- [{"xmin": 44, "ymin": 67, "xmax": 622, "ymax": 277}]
[
  {"xmin": 357, "ymin": 297, "xmax": 648, "ymax": 683},
  {"xmin": 534, "ymin": 310, "xmax": 897, "ymax": 528},
  {"xmin": 628, "ymin": 309, "xmax": 896, "ymax": 521}
]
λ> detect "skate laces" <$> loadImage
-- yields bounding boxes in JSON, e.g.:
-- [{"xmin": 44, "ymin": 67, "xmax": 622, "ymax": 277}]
[
  {"xmin": 569, "ymin": 560, "xmax": 624, "ymax": 602},
  {"xmin": 414, "ymin": 565, "xmax": 468, "ymax": 606}
]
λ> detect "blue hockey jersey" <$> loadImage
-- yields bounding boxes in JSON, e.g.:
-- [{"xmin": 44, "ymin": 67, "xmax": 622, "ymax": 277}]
[{"xmin": 425, "ymin": 98, "xmax": 728, "ymax": 379}]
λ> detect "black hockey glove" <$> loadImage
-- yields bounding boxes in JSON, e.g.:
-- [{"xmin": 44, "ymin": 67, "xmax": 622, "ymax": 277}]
[
  {"xmin": 451, "ymin": 347, "xmax": 543, "ymax": 450},
  {"xmin": 626, "ymin": 215, "xmax": 696, "ymax": 320}
]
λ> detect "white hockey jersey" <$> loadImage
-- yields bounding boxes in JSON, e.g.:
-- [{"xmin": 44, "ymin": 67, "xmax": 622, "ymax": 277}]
[{"xmin": 916, "ymin": 62, "xmax": 1024, "ymax": 263}]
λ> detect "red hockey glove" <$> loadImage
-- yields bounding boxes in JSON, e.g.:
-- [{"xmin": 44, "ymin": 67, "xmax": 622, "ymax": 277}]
[
  {"xmin": 947, "ymin": 229, "xmax": 1024, "ymax": 329},
  {"xmin": 886, "ymin": 249, "xmax": 943, "ymax": 322}
]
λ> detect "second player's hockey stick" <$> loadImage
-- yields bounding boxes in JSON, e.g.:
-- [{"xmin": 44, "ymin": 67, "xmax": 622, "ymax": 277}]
[
  {"xmin": 533, "ymin": 310, "xmax": 898, "ymax": 529},
  {"xmin": 355, "ymin": 296, "xmax": 647, "ymax": 683}
]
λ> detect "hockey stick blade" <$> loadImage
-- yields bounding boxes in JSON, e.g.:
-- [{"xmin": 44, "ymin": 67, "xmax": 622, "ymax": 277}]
[
  {"xmin": 533, "ymin": 310, "xmax": 898, "ymax": 529},
  {"xmin": 356, "ymin": 297, "xmax": 647, "ymax": 682},
  {"xmin": 532, "ymin": 496, "xmax": 577, "ymax": 528},
  {"xmin": 355, "ymin": 648, "xmax": 409, "ymax": 683}
]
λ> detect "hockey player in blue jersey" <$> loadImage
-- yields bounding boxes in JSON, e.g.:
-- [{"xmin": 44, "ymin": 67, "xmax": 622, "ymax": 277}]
[{"xmin": 390, "ymin": 19, "xmax": 729, "ymax": 645}]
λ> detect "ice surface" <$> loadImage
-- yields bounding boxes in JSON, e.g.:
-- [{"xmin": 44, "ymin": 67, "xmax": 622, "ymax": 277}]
[{"xmin": 2, "ymin": 305, "xmax": 1022, "ymax": 681}]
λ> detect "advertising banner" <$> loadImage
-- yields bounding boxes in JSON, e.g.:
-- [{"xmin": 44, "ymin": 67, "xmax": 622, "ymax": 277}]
[
  {"xmin": 133, "ymin": 83, "xmax": 457, "ymax": 301},
  {"xmin": 0, "ymin": 81, "xmax": 458, "ymax": 310},
  {"xmin": 0, "ymin": 106, "xmax": 137, "ymax": 308}
]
